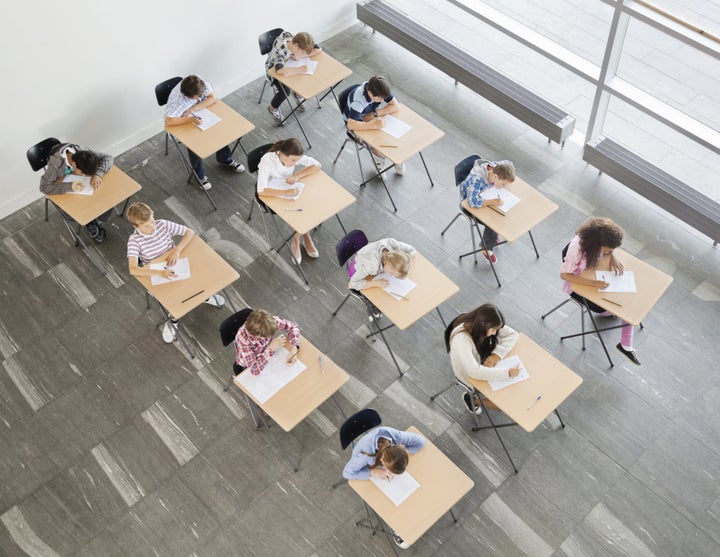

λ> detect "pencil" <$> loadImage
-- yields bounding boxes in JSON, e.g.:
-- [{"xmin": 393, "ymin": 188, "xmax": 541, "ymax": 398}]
[
  {"xmin": 379, "ymin": 144, "xmax": 397, "ymax": 148},
  {"xmin": 181, "ymin": 289, "xmax": 205, "ymax": 303},
  {"xmin": 602, "ymin": 297, "xmax": 622, "ymax": 307}
]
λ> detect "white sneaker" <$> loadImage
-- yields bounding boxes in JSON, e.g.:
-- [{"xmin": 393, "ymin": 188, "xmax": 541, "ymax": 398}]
[
  {"xmin": 392, "ymin": 531, "xmax": 409, "ymax": 549},
  {"xmin": 267, "ymin": 105, "xmax": 283, "ymax": 122},
  {"xmin": 161, "ymin": 321, "xmax": 176, "ymax": 343},
  {"xmin": 394, "ymin": 162, "xmax": 406, "ymax": 176},
  {"xmin": 199, "ymin": 177, "xmax": 212, "ymax": 191},
  {"xmin": 372, "ymin": 154, "xmax": 386, "ymax": 170},
  {"xmin": 223, "ymin": 160, "xmax": 245, "ymax": 173},
  {"xmin": 204, "ymin": 294, "xmax": 225, "ymax": 308},
  {"xmin": 463, "ymin": 392, "xmax": 483, "ymax": 415}
]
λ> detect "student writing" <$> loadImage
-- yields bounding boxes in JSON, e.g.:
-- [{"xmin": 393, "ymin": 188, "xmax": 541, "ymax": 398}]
[{"xmin": 234, "ymin": 309, "xmax": 301, "ymax": 375}]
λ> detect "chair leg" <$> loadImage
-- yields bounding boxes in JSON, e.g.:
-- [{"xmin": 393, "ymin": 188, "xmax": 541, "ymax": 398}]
[
  {"xmin": 331, "ymin": 477, "xmax": 348, "ymax": 489},
  {"xmin": 247, "ymin": 198, "xmax": 255, "ymax": 221},
  {"xmin": 223, "ymin": 373, "xmax": 235, "ymax": 392},
  {"xmin": 258, "ymin": 80, "xmax": 267, "ymax": 104},
  {"xmin": 541, "ymin": 298, "xmax": 572, "ymax": 320},
  {"xmin": 332, "ymin": 293, "xmax": 351, "ymax": 316},
  {"xmin": 430, "ymin": 381, "xmax": 456, "ymax": 401},
  {"xmin": 44, "ymin": 198, "xmax": 49, "ymax": 222},
  {"xmin": 333, "ymin": 138, "xmax": 349, "ymax": 165},
  {"xmin": 441, "ymin": 213, "xmax": 462, "ymax": 235},
  {"xmin": 164, "ymin": 132, "xmax": 169, "ymax": 156}
]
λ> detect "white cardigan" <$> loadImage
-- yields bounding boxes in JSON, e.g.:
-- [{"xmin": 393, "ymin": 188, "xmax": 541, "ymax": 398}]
[{"xmin": 448, "ymin": 323, "xmax": 519, "ymax": 382}]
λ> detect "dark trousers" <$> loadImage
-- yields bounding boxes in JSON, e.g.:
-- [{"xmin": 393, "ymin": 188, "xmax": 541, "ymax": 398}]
[
  {"xmin": 270, "ymin": 79, "xmax": 292, "ymax": 109},
  {"xmin": 187, "ymin": 145, "xmax": 233, "ymax": 179}
]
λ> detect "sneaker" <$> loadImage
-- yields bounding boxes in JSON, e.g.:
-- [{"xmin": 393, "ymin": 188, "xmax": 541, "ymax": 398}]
[
  {"xmin": 86, "ymin": 222, "xmax": 99, "ymax": 239},
  {"xmin": 293, "ymin": 93, "xmax": 306, "ymax": 112},
  {"xmin": 204, "ymin": 294, "xmax": 225, "ymax": 308},
  {"xmin": 463, "ymin": 392, "xmax": 483, "ymax": 415},
  {"xmin": 161, "ymin": 321, "xmax": 176, "ymax": 343},
  {"xmin": 482, "ymin": 250, "xmax": 497, "ymax": 263},
  {"xmin": 616, "ymin": 343, "xmax": 641, "ymax": 365},
  {"xmin": 199, "ymin": 176, "xmax": 212, "ymax": 191},
  {"xmin": 372, "ymin": 154, "xmax": 386, "ymax": 170},
  {"xmin": 392, "ymin": 531, "xmax": 409, "ymax": 550},
  {"xmin": 267, "ymin": 105, "xmax": 283, "ymax": 122},
  {"xmin": 222, "ymin": 160, "xmax": 245, "ymax": 173},
  {"xmin": 394, "ymin": 162, "xmax": 406, "ymax": 176},
  {"xmin": 94, "ymin": 227, "xmax": 106, "ymax": 244}
]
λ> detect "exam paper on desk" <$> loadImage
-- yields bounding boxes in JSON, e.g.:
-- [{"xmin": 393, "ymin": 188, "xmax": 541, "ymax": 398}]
[
  {"xmin": 596, "ymin": 270, "xmax": 637, "ymax": 293},
  {"xmin": 282, "ymin": 58, "xmax": 318, "ymax": 75},
  {"xmin": 149, "ymin": 257, "xmax": 191, "ymax": 285},
  {"xmin": 369, "ymin": 470, "xmax": 420, "ymax": 506},
  {"xmin": 381, "ymin": 115, "xmax": 412, "ymax": 139},
  {"xmin": 62, "ymin": 175, "xmax": 94, "ymax": 196},
  {"xmin": 235, "ymin": 347, "xmax": 307, "ymax": 404},
  {"xmin": 374, "ymin": 273, "xmax": 417, "ymax": 300},
  {"xmin": 267, "ymin": 177, "xmax": 305, "ymax": 201},
  {"xmin": 192, "ymin": 108, "xmax": 222, "ymax": 131},
  {"xmin": 488, "ymin": 355, "xmax": 530, "ymax": 391},
  {"xmin": 480, "ymin": 186, "xmax": 521, "ymax": 214}
]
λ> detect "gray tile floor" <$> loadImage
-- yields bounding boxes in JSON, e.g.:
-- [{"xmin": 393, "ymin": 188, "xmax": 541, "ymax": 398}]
[{"xmin": 1, "ymin": 20, "xmax": 719, "ymax": 557}]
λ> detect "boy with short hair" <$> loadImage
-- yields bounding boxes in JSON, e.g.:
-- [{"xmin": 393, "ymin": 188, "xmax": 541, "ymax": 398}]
[
  {"xmin": 126, "ymin": 202, "xmax": 224, "ymax": 343},
  {"xmin": 459, "ymin": 159, "xmax": 516, "ymax": 263},
  {"xmin": 342, "ymin": 76, "xmax": 405, "ymax": 175},
  {"xmin": 234, "ymin": 309, "xmax": 301, "ymax": 375},
  {"xmin": 265, "ymin": 31, "xmax": 322, "ymax": 122},
  {"xmin": 164, "ymin": 74, "xmax": 245, "ymax": 191},
  {"xmin": 40, "ymin": 142, "xmax": 114, "ymax": 243}
]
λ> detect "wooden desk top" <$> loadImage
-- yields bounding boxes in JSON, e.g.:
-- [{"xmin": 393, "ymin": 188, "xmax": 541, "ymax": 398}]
[
  {"xmin": 46, "ymin": 166, "xmax": 142, "ymax": 226},
  {"xmin": 362, "ymin": 253, "xmax": 459, "ymax": 331},
  {"xmin": 165, "ymin": 100, "xmax": 255, "ymax": 160},
  {"xmin": 234, "ymin": 337, "xmax": 349, "ymax": 432},
  {"xmin": 572, "ymin": 248, "xmax": 673, "ymax": 326},
  {"xmin": 349, "ymin": 426, "xmax": 474, "ymax": 546},
  {"xmin": 261, "ymin": 171, "xmax": 356, "ymax": 235},
  {"xmin": 136, "ymin": 236, "xmax": 239, "ymax": 320},
  {"xmin": 269, "ymin": 51, "xmax": 353, "ymax": 101},
  {"xmin": 355, "ymin": 104, "xmax": 445, "ymax": 165},
  {"xmin": 460, "ymin": 177, "xmax": 558, "ymax": 242},
  {"xmin": 469, "ymin": 334, "xmax": 582, "ymax": 432}
]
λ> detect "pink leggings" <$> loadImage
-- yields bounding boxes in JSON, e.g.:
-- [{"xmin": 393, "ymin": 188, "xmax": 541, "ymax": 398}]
[{"xmin": 574, "ymin": 293, "xmax": 634, "ymax": 347}]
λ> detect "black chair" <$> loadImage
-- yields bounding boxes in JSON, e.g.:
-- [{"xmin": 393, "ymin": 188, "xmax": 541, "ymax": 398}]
[
  {"xmin": 245, "ymin": 143, "xmax": 275, "ymax": 236},
  {"xmin": 219, "ymin": 307, "xmax": 254, "ymax": 391},
  {"xmin": 331, "ymin": 408, "xmax": 382, "ymax": 489},
  {"xmin": 155, "ymin": 76, "xmax": 182, "ymax": 155},
  {"xmin": 27, "ymin": 137, "xmax": 61, "ymax": 222},
  {"xmin": 257, "ymin": 28, "xmax": 284, "ymax": 104},
  {"xmin": 331, "ymin": 230, "xmax": 402, "ymax": 375}
]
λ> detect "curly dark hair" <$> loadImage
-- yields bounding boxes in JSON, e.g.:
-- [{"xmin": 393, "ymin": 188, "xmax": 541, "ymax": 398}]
[{"xmin": 577, "ymin": 217, "xmax": 624, "ymax": 268}]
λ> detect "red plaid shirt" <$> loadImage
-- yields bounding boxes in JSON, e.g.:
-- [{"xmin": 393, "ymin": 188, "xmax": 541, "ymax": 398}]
[{"xmin": 234, "ymin": 315, "xmax": 301, "ymax": 375}]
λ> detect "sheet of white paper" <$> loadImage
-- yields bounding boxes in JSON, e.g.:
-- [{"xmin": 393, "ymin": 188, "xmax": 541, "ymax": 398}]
[
  {"xmin": 369, "ymin": 471, "xmax": 420, "ymax": 506},
  {"xmin": 375, "ymin": 273, "xmax": 417, "ymax": 300},
  {"xmin": 235, "ymin": 347, "xmax": 307, "ymax": 404},
  {"xmin": 149, "ymin": 257, "xmax": 191, "ymax": 285},
  {"xmin": 267, "ymin": 177, "xmax": 305, "ymax": 200},
  {"xmin": 596, "ymin": 270, "xmax": 637, "ymax": 293},
  {"xmin": 381, "ymin": 115, "xmax": 412, "ymax": 139},
  {"xmin": 62, "ymin": 175, "xmax": 94, "ymax": 196},
  {"xmin": 480, "ymin": 187, "xmax": 521, "ymax": 214},
  {"xmin": 192, "ymin": 108, "xmax": 222, "ymax": 131},
  {"xmin": 488, "ymin": 355, "xmax": 530, "ymax": 391},
  {"xmin": 282, "ymin": 57, "xmax": 317, "ymax": 74}
]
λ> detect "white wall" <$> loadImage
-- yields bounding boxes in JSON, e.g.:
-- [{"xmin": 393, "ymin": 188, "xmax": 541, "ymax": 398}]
[{"xmin": 0, "ymin": 0, "xmax": 356, "ymax": 219}]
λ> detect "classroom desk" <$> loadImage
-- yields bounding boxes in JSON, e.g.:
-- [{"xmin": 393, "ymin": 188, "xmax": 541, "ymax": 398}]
[
  {"xmin": 234, "ymin": 337, "xmax": 348, "ymax": 471},
  {"xmin": 260, "ymin": 170, "xmax": 355, "ymax": 283},
  {"xmin": 458, "ymin": 176, "xmax": 559, "ymax": 287},
  {"xmin": 268, "ymin": 51, "xmax": 353, "ymax": 148},
  {"xmin": 468, "ymin": 333, "xmax": 582, "ymax": 472},
  {"xmin": 362, "ymin": 253, "xmax": 458, "ymax": 375},
  {"xmin": 135, "ymin": 236, "xmax": 239, "ymax": 357},
  {"xmin": 165, "ymin": 100, "xmax": 255, "ymax": 209},
  {"xmin": 45, "ymin": 165, "xmax": 142, "ymax": 274},
  {"xmin": 562, "ymin": 248, "xmax": 673, "ymax": 366},
  {"xmin": 353, "ymin": 103, "xmax": 445, "ymax": 211},
  {"xmin": 348, "ymin": 427, "xmax": 473, "ymax": 551}
]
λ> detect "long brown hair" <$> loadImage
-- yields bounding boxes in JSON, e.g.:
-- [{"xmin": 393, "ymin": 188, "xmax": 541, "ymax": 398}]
[
  {"xmin": 445, "ymin": 304, "xmax": 506, "ymax": 361},
  {"xmin": 362, "ymin": 437, "xmax": 409, "ymax": 474},
  {"xmin": 577, "ymin": 217, "xmax": 624, "ymax": 268},
  {"xmin": 268, "ymin": 138, "xmax": 304, "ymax": 157}
]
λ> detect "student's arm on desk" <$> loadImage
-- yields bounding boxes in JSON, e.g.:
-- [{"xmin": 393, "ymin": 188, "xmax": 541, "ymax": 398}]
[
  {"xmin": 90, "ymin": 152, "xmax": 114, "ymax": 189},
  {"xmin": 483, "ymin": 325, "xmax": 519, "ymax": 366},
  {"xmin": 128, "ymin": 256, "xmax": 175, "ymax": 279},
  {"xmin": 561, "ymin": 271, "xmax": 608, "ymax": 290},
  {"xmin": 451, "ymin": 332, "xmax": 517, "ymax": 380},
  {"xmin": 39, "ymin": 153, "xmax": 73, "ymax": 195},
  {"xmin": 285, "ymin": 157, "xmax": 320, "ymax": 184},
  {"xmin": 164, "ymin": 229, "xmax": 194, "ymax": 267},
  {"xmin": 346, "ymin": 116, "xmax": 384, "ymax": 131},
  {"xmin": 375, "ymin": 97, "xmax": 399, "ymax": 117}
]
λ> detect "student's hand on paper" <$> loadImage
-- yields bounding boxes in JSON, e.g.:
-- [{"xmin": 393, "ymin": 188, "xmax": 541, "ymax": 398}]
[
  {"xmin": 374, "ymin": 117, "xmax": 385, "ymax": 129},
  {"xmin": 269, "ymin": 334, "xmax": 286, "ymax": 352},
  {"xmin": 508, "ymin": 365, "xmax": 520, "ymax": 377},
  {"xmin": 370, "ymin": 467, "xmax": 392, "ymax": 481},
  {"xmin": 164, "ymin": 248, "xmax": 180, "ymax": 268},
  {"xmin": 483, "ymin": 354, "xmax": 500, "ymax": 367},
  {"xmin": 610, "ymin": 255, "xmax": 624, "ymax": 275},
  {"xmin": 372, "ymin": 278, "xmax": 390, "ymax": 288},
  {"xmin": 190, "ymin": 116, "xmax": 202, "ymax": 125},
  {"xmin": 90, "ymin": 175, "xmax": 102, "ymax": 189},
  {"xmin": 71, "ymin": 180, "xmax": 84, "ymax": 192},
  {"xmin": 285, "ymin": 175, "xmax": 297, "ymax": 185},
  {"xmin": 284, "ymin": 187, "xmax": 299, "ymax": 197},
  {"xmin": 286, "ymin": 346, "xmax": 299, "ymax": 364},
  {"xmin": 485, "ymin": 198, "xmax": 502, "ymax": 207},
  {"xmin": 595, "ymin": 279, "xmax": 610, "ymax": 289},
  {"xmin": 159, "ymin": 268, "xmax": 177, "ymax": 279}
]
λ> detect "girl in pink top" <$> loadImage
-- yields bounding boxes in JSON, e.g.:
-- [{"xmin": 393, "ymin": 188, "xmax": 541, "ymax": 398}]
[{"xmin": 560, "ymin": 217, "xmax": 640, "ymax": 365}]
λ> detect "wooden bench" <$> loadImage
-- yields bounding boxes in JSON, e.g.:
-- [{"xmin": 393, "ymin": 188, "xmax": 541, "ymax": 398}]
[
  {"xmin": 583, "ymin": 136, "xmax": 720, "ymax": 243},
  {"xmin": 356, "ymin": 0, "xmax": 576, "ymax": 146}
]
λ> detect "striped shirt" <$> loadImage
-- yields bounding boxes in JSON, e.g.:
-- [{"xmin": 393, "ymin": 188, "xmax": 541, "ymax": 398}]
[
  {"xmin": 127, "ymin": 219, "xmax": 187, "ymax": 264},
  {"xmin": 343, "ymin": 81, "xmax": 394, "ymax": 122},
  {"xmin": 164, "ymin": 76, "xmax": 213, "ymax": 118}
]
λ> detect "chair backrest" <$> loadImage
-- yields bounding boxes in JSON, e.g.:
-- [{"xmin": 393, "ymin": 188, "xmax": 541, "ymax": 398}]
[
  {"xmin": 443, "ymin": 314, "xmax": 462, "ymax": 352},
  {"xmin": 259, "ymin": 28, "xmax": 284, "ymax": 56},
  {"xmin": 561, "ymin": 242, "xmax": 570, "ymax": 261},
  {"xmin": 454, "ymin": 154, "xmax": 482, "ymax": 187},
  {"xmin": 219, "ymin": 308, "xmax": 254, "ymax": 347},
  {"xmin": 335, "ymin": 229, "xmax": 368, "ymax": 267},
  {"xmin": 337, "ymin": 83, "xmax": 360, "ymax": 116},
  {"xmin": 155, "ymin": 76, "xmax": 183, "ymax": 107},
  {"xmin": 26, "ymin": 138, "xmax": 61, "ymax": 171},
  {"xmin": 247, "ymin": 143, "xmax": 274, "ymax": 175},
  {"xmin": 339, "ymin": 408, "xmax": 382, "ymax": 450}
]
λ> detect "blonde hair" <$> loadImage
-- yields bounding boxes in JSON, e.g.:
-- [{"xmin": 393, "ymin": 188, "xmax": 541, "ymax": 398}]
[
  {"xmin": 492, "ymin": 161, "xmax": 515, "ymax": 182},
  {"xmin": 292, "ymin": 32, "xmax": 315, "ymax": 55},
  {"xmin": 245, "ymin": 309, "xmax": 278, "ymax": 338},
  {"xmin": 382, "ymin": 251, "xmax": 411, "ymax": 279},
  {"xmin": 127, "ymin": 202, "xmax": 153, "ymax": 226}
]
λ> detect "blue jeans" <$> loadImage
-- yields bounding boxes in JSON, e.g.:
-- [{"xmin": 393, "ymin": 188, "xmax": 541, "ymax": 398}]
[{"xmin": 187, "ymin": 145, "xmax": 233, "ymax": 179}]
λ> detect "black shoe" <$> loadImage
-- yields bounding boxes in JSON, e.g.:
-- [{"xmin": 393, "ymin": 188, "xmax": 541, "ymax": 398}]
[
  {"xmin": 616, "ymin": 343, "xmax": 641, "ymax": 365},
  {"xmin": 463, "ymin": 392, "xmax": 483, "ymax": 415},
  {"xmin": 94, "ymin": 227, "xmax": 106, "ymax": 244},
  {"xmin": 86, "ymin": 222, "xmax": 99, "ymax": 239}
]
